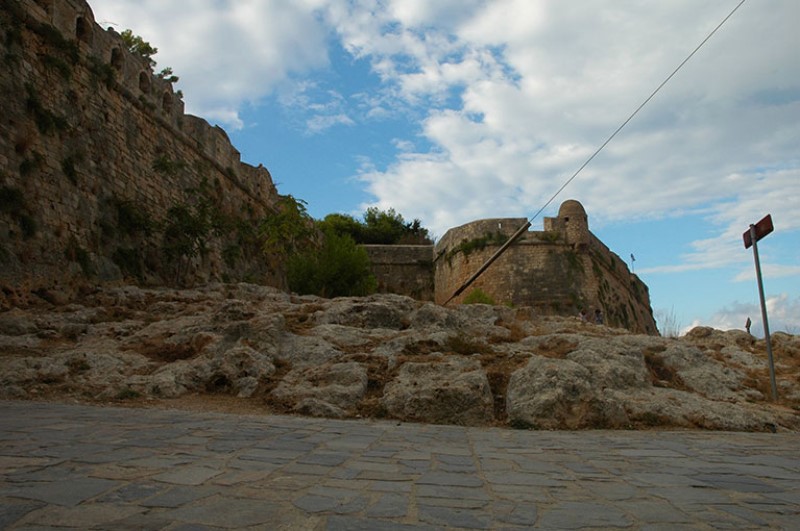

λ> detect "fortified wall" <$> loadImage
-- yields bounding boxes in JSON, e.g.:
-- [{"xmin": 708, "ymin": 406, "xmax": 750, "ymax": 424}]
[
  {"xmin": 433, "ymin": 201, "xmax": 658, "ymax": 334},
  {"xmin": 362, "ymin": 245, "xmax": 434, "ymax": 301},
  {"xmin": 0, "ymin": 0, "xmax": 282, "ymax": 303}
]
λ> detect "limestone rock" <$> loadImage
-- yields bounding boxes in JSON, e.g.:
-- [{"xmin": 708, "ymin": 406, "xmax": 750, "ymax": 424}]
[
  {"xmin": 271, "ymin": 361, "xmax": 368, "ymax": 416},
  {"xmin": 0, "ymin": 283, "xmax": 797, "ymax": 431},
  {"xmin": 506, "ymin": 356, "xmax": 607, "ymax": 429},
  {"xmin": 382, "ymin": 357, "xmax": 494, "ymax": 425}
]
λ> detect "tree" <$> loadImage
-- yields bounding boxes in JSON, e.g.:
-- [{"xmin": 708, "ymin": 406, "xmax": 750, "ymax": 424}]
[
  {"xmin": 120, "ymin": 29, "xmax": 157, "ymax": 66},
  {"xmin": 287, "ymin": 229, "xmax": 376, "ymax": 297},
  {"xmin": 362, "ymin": 207, "xmax": 406, "ymax": 244},
  {"xmin": 259, "ymin": 195, "xmax": 316, "ymax": 260},
  {"xmin": 317, "ymin": 213, "xmax": 363, "ymax": 242},
  {"xmin": 319, "ymin": 207, "xmax": 432, "ymax": 245}
]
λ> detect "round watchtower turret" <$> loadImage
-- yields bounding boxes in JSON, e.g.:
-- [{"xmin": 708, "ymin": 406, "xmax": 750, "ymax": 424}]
[{"xmin": 558, "ymin": 200, "xmax": 589, "ymax": 247}]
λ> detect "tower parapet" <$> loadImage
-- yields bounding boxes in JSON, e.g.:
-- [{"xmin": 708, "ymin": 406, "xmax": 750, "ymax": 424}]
[{"xmin": 433, "ymin": 200, "xmax": 657, "ymax": 334}]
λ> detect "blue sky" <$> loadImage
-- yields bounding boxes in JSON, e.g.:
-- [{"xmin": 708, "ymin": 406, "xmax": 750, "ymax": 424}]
[{"xmin": 91, "ymin": 0, "xmax": 799, "ymax": 336}]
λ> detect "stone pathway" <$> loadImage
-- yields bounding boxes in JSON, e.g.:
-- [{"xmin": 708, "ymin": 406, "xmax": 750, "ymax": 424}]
[{"xmin": 1, "ymin": 400, "xmax": 798, "ymax": 530}]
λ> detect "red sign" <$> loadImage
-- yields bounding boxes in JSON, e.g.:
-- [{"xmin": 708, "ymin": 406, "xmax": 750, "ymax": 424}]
[{"xmin": 743, "ymin": 214, "xmax": 773, "ymax": 249}]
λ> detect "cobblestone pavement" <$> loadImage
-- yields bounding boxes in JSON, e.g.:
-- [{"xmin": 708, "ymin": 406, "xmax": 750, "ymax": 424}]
[{"xmin": 1, "ymin": 400, "xmax": 799, "ymax": 530}]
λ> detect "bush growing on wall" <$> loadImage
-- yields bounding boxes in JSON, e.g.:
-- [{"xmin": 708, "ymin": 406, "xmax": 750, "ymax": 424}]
[{"xmin": 287, "ymin": 229, "xmax": 376, "ymax": 298}]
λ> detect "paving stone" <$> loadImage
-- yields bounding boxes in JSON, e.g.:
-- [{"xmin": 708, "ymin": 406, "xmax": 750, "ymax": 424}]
[
  {"xmin": 416, "ymin": 484, "xmax": 491, "ymax": 501},
  {"xmin": 417, "ymin": 496, "xmax": 490, "ymax": 509},
  {"xmin": 297, "ymin": 452, "xmax": 351, "ymax": 466},
  {"xmin": 141, "ymin": 485, "xmax": 218, "ymax": 508},
  {"xmin": 96, "ymin": 482, "xmax": 164, "ymax": 503},
  {"xmin": 0, "ymin": 499, "xmax": 45, "ymax": 529},
  {"xmin": 538, "ymin": 501, "xmax": 633, "ymax": 529},
  {"xmin": 496, "ymin": 502, "xmax": 539, "ymax": 526},
  {"xmin": 293, "ymin": 492, "xmax": 369, "ymax": 515},
  {"xmin": 417, "ymin": 504, "xmax": 492, "ymax": 529},
  {"xmin": 167, "ymin": 496, "xmax": 284, "ymax": 528},
  {"xmin": 20, "ymin": 502, "xmax": 144, "ymax": 528},
  {"xmin": 484, "ymin": 470, "xmax": 570, "ymax": 487},
  {"xmin": 693, "ymin": 473, "xmax": 783, "ymax": 493},
  {"xmin": 153, "ymin": 465, "xmax": 222, "ymax": 486},
  {"xmin": 2, "ymin": 401, "xmax": 800, "ymax": 530},
  {"xmin": 365, "ymin": 492, "xmax": 410, "ymax": 518},
  {"xmin": 416, "ymin": 471, "xmax": 484, "ymax": 487},
  {"xmin": 326, "ymin": 515, "xmax": 436, "ymax": 530},
  {"xmin": 622, "ymin": 499, "xmax": 693, "ymax": 523},
  {"xmin": 7, "ymin": 477, "xmax": 120, "ymax": 506}
]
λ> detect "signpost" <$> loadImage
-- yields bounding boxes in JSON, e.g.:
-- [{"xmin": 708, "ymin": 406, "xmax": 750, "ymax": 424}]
[{"xmin": 743, "ymin": 214, "xmax": 777, "ymax": 401}]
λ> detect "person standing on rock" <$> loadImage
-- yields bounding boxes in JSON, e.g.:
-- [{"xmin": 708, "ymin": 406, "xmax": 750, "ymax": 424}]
[
  {"xmin": 579, "ymin": 308, "xmax": 588, "ymax": 322},
  {"xmin": 594, "ymin": 309, "xmax": 603, "ymax": 325}
]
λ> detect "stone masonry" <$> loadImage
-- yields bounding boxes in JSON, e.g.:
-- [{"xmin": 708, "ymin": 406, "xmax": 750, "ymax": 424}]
[
  {"xmin": 433, "ymin": 200, "xmax": 658, "ymax": 334},
  {"xmin": 0, "ymin": 0, "xmax": 282, "ymax": 300}
]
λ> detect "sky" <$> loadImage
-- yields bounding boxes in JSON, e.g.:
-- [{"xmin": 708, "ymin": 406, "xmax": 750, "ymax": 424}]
[{"xmin": 91, "ymin": 0, "xmax": 799, "ymax": 337}]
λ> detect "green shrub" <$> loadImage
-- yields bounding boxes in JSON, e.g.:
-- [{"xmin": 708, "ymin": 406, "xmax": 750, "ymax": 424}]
[
  {"xmin": 260, "ymin": 195, "xmax": 315, "ymax": 259},
  {"xmin": 115, "ymin": 199, "xmax": 153, "ymax": 236},
  {"xmin": 115, "ymin": 388, "xmax": 141, "ymax": 400},
  {"xmin": 25, "ymin": 84, "xmax": 68, "ymax": 134},
  {"xmin": 287, "ymin": 230, "xmax": 376, "ymax": 297},
  {"xmin": 161, "ymin": 203, "xmax": 210, "ymax": 285},
  {"xmin": 36, "ymin": 23, "xmax": 79, "ymax": 63},
  {"xmin": 540, "ymin": 231, "xmax": 560, "ymax": 243},
  {"xmin": 43, "ymin": 54, "xmax": 72, "ymax": 79},
  {"xmin": 88, "ymin": 56, "xmax": 115, "ymax": 89},
  {"xmin": 112, "ymin": 247, "xmax": 144, "ymax": 280},
  {"xmin": 463, "ymin": 288, "xmax": 495, "ymax": 305},
  {"xmin": 152, "ymin": 155, "xmax": 186, "ymax": 175},
  {"xmin": 0, "ymin": 186, "xmax": 24, "ymax": 214},
  {"xmin": 319, "ymin": 207, "xmax": 432, "ymax": 245}
]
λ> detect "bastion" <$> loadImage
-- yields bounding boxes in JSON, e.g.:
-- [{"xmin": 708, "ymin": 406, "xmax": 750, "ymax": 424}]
[{"xmin": 433, "ymin": 200, "xmax": 658, "ymax": 334}]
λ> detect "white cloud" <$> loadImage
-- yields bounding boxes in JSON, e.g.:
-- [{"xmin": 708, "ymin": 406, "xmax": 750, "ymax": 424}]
[
  {"xmin": 686, "ymin": 293, "xmax": 800, "ymax": 337},
  {"xmin": 91, "ymin": 0, "xmax": 328, "ymax": 129},
  {"xmin": 92, "ymin": 0, "xmax": 800, "ymax": 256},
  {"xmin": 306, "ymin": 113, "xmax": 355, "ymax": 134},
  {"xmin": 642, "ymin": 168, "xmax": 800, "ymax": 276},
  {"xmin": 331, "ymin": 1, "xmax": 799, "ymax": 239},
  {"xmin": 734, "ymin": 265, "xmax": 800, "ymax": 283}
]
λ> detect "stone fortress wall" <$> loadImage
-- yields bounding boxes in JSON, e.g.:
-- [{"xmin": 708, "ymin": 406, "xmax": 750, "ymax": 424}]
[
  {"xmin": 0, "ymin": 0, "xmax": 281, "ymax": 298},
  {"xmin": 433, "ymin": 201, "xmax": 658, "ymax": 334},
  {"xmin": 362, "ymin": 245, "xmax": 435, "ymax": 301}
]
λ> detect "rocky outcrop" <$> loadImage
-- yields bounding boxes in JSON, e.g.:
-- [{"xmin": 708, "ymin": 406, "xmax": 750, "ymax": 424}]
[{"xmin": 1, "ymin": 284, "xmax": 798, "ymax": 432}]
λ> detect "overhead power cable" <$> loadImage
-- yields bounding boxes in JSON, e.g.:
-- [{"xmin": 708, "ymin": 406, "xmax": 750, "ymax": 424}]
[{"xmin": 444, "ymin": 0, "xmax": 749, "ymax": 306}]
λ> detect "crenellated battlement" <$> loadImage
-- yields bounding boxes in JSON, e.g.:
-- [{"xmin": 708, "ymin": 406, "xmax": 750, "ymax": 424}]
[{"xmin": 13, "ymin": 0, "xmax": 275, "ymax": 206}]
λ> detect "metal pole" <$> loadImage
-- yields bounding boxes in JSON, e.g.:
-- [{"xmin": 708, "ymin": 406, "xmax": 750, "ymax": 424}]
[
  {"xmin": 443, "ymin": 220, "xmax": 532, "ymax": 306},
  {"xmin": 750, "ymin": 224, "xmax": 778, "ymax": 401}
]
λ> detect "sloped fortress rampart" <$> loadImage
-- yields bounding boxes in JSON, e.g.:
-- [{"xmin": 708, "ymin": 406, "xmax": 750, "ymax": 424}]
[
  {"xmin": 1, "ymin": 0, "xmax": 281, "ymax": 300},
  {"xmin": 434, "ymin": 200, "xmax": 657, "ymax": 334}
]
